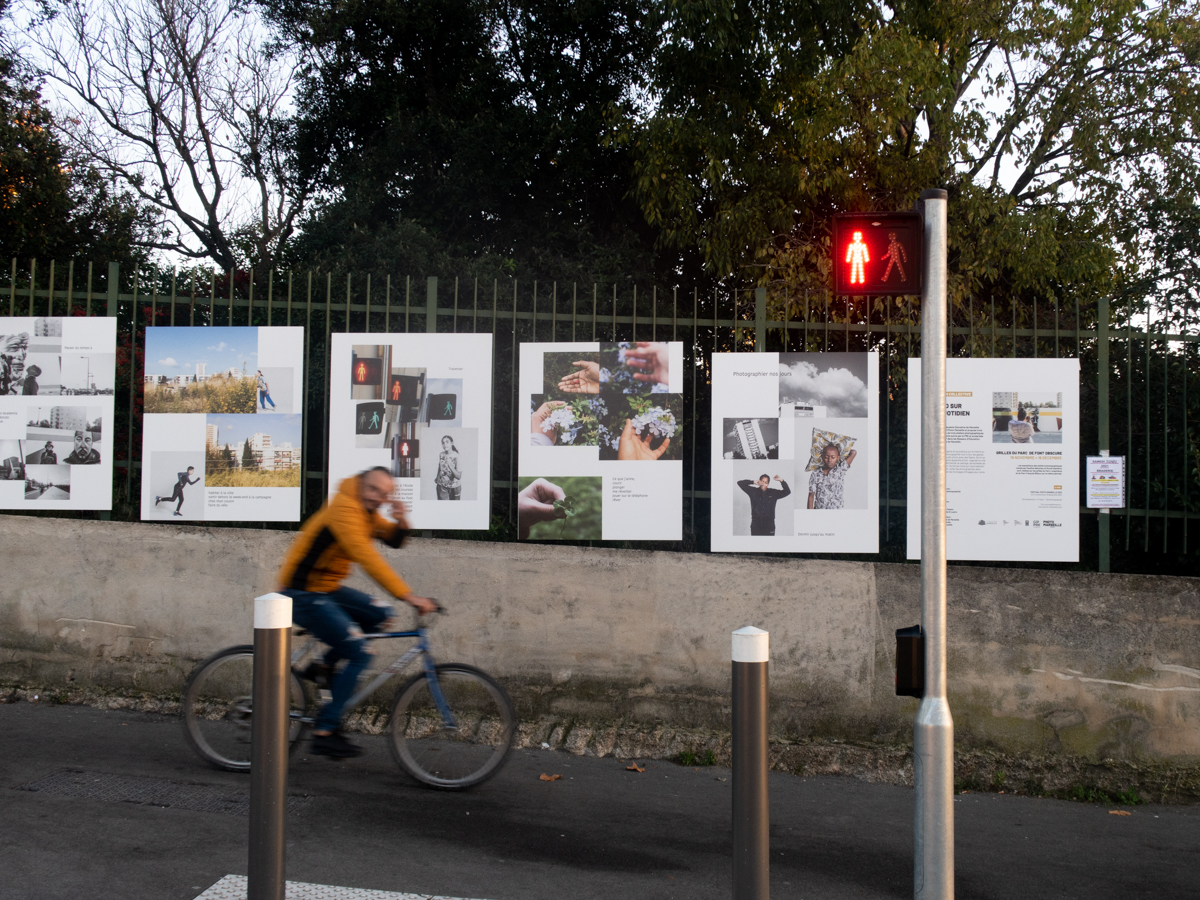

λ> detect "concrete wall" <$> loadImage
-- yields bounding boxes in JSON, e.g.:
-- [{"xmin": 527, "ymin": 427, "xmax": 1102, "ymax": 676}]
[{"xmin": 2, "ymin": 515, "xmax": 1199, "ymax": 771}]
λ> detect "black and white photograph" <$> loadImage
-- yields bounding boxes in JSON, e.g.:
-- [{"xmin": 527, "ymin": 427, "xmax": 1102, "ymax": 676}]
[
  {"xmin": 25, "ymin": 407, "xmax": 102, "ymax": 445},
  {"xmin": 799, "ymin": 426, "xmax": 868, "ymax": 510},
  {"xmin": 1, "ymin": 323, "xmax": 61, "ymax": 395},
  {"xmin": 419, "ymin": 428, "xmax": 479, "ymax": 501},
  {"xmin": 991, "ymin": 391, "xmax": 1065, "ymax": 443},
  {"xmin": 731, "ymin": 460, "xmax": 794, "ymax": 536},
  {"xmin": 61, "ymin": 354, "xmax": 116, "ymax": 395},
  {"xmin": 0, "ymin": 440, "xmax": 24, "ymax": 481},
  {"xmin": 722, "ymin": 417, "xmax": 780, "ymax": 460},
  {"xmin": 147, "ymin": 451, "xmax": 206, "ymax": 520},
  {"xmin": 24, "ymin": 464, "xmax": 70, "ymax": 502},
  {"xmin": 779, "ymin": 352, "xmax": 871, "ymax": 418}
]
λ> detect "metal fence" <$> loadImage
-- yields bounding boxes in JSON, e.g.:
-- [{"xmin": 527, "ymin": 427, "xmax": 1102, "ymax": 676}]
[{"xmin": 6, "ymin": 259, "xmax": 1198, "ymax": 575}]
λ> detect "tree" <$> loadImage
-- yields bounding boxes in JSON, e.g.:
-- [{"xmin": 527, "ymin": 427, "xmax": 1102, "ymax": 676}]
[
  {"xmin": 625, "ymin": 0, "xmax": 1200, "ymax": 317},
  {"xmin": 241, "ymin": 437, "xmax": 258, "ymax": 470},
  {"xmin": 0, "ymin": 0, "xmax": 147, "ymax": 266},
  {"xmin": 259, "ymin": 0, "xmax": 659, "ymax": 280},
  {"xmin": 34, "ymin": 0, "xmax": 313, "ymax": 270}
]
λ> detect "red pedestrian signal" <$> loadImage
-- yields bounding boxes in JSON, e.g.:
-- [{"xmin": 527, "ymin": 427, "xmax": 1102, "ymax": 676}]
[
  {"xmin": 386, "ymin": 374, "xmax": 421, "ymax": 408},
  {"xmin": 832, "ymin": 212, "xmax": 923, "ymax": 296},
  {"xmin": 351, "ymin": 356, "xmax": 382, "ymax": 385}
]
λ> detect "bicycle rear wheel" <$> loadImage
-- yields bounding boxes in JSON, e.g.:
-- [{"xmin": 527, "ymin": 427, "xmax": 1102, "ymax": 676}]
[
  {"xmin": 388, "ymin": 664, "xmax": 515, "ymax": 789},
  {"xmin": 181, "ymin": 645, "xmax": 310, "ymax": 772}
]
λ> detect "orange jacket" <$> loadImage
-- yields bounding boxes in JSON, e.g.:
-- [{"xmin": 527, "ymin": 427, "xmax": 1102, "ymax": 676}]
[{"xmin": 278, "ymin": 474, "xmax": 412, "ymax": 599}]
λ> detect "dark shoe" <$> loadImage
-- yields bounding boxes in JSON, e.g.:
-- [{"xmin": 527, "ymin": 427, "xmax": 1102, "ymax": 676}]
[
  {"xmin": 173, "ymin": 511, "xmax": 183, "ymax": 516},
  {"xmin": 311, "ymin": 731, "xmax": 363, "ymax": 759},
  {"xmin": 300, "ymin": 661, "xmax": 332, "ymax": 688},
  {"xmin": 154, "ymin": 496, "xmax": 160, "ymax": 504}
]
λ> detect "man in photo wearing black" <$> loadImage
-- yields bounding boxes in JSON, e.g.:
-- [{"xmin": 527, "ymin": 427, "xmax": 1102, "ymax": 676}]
[
  {"xmin": 64, "ymin": 431, "xmax": 100, "ymax": 465},
  {"xmin": 737, "ymin": 474, "xmax": 791, "ymax": 536},
  {"xmin": 155, "ymin": 466, "xmax": 201, "ymax": 516},
  {"xmin": 40, "ymin": 441, "xmax": 56, "ymax": 464}
]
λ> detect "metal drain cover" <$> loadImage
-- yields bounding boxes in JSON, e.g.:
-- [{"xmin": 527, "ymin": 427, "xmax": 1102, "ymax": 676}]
[{"xmin": 16, "ymin": 769, "xmax": 311, "ymax": 816}]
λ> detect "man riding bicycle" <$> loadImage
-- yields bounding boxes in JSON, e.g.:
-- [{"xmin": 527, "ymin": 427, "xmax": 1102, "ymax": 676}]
[{"xmin": 278, "ymin": 466, "xmax": 436, "ymax": 758}]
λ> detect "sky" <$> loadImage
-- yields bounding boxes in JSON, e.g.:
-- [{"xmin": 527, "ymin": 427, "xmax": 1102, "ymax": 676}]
[
  {"xmin": 779, "ymin": 353, "xmax": 870, "ymax": 418},
  {"xmin": 206, "ymin": 413, "xmax": 302, "ymax": 451},
  {"xmin": 144, "ymin": 327, "xmax": 257, "ymax": 379}
]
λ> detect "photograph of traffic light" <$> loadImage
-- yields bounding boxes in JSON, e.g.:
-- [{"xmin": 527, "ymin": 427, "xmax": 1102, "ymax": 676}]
[{"xmin": 329, "ymin": 333, "xmax": 494, "ymax": 530}]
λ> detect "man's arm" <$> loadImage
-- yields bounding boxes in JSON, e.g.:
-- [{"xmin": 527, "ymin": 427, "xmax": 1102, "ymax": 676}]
[
  {"xmin": 371, "ymin": 510, "xmax": 410, "ymax": 549},
  {"xmin": 187, "ymin": 477, "xmax": 200, "ymax": 485},
  {"xmin": 775, "ymin": 478, "xmax": 790, "ymax": 498},
  {"xmin": 324, "ymin": 493, "xmax": 412, "ymax": 599},
  {"xmin": 736, "ymin": 479, "xmax": 755, "ymax": 497},
  {"xmin": 843, "ymin": 450, "xmax": 857, "ymax": 468}
]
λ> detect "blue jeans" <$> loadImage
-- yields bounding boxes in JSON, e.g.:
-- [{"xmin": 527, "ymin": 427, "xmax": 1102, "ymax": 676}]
[
  {"xmin": 282, "ymin": 587, "xmax": 394, "ymax": 732},
  {"xmin": 259, "ymin": 390, "xmax": 275, "ymax": 409}
]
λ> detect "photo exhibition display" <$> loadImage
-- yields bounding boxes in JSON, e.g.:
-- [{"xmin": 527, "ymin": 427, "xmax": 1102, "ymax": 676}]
[
  {"xmin": 140, "ymin": 326, "xmax": 305, "ymax": 522},
  {"xmin": 906, "ymin": 357, "xmax": 1080, "ymax": 562},
  {"xmin": 517, "ymin": 341, "xmax": 684, "ymax": 540},
  {"xmin": 0, "ymin": 316, "xmax": 117, "ymax": 509},
  {"xmin": 328, "ymin": 333, "xmax": 494, "ymax": 529},
  {"xmin": 709, "ymin": 351, "xmax": 880, "ymax": 553}
]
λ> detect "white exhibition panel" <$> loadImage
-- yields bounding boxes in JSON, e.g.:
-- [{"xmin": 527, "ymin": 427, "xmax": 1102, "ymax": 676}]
[
  {"xmin": 140, "ymin": 326, "xmax": 304, "ymax": 522},
  {"xmin": 906, "ymin": 357, "xmax": 1080, "ymax": 562},
  {"xmin": 0, "ymin": 316, "xmax": 117, "ymax": 510},
  {"xmin": 710, "ymin": 351, "xmax": 880, "ymax": 554},
  {"xmin": 517, "ymin": 341, "xmax": 684, "ymax": 541},
  {"xmin": 328, "ymin": 333, "xmax": 494, "ymax": 530}
]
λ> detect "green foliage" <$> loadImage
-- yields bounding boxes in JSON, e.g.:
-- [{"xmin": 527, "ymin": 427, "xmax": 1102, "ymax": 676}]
[
  {"xmin": 260, "ymin": 0, "xmax": 659, "ymax": 280},
  {"xmin": 674, "ymin": 749, "xmax": 717, "ymax": 767},
  {"xmin": 542, "ymin": 352, "xmax": 600, "ymax": 398},
  {"xmin": 517, "ymin": 475, "xmax": 602, "ymax": 540},
  {"xmin": 241, "ymin": 438, "xmax": 258, "ymax": 471}
]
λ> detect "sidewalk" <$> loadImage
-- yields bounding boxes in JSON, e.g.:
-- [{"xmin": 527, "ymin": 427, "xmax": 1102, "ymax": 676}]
[{"xmin": 2, "ymin": 701, "xmax": 1198, "ymax": 900}]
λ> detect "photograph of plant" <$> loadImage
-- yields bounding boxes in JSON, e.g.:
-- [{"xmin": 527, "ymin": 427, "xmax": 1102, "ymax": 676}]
[
  {"xmin": 144, "ymin": 326, "xmax": 260, "ymax": 413},
  {"xmin": 204, "ymin": 414, "xmax": 302, "ymax": 488},
  {"xmin": 517, "ymin": 475, "xmax": 602, "ymax": 540},
  {"xmin": 529, "ymin": 394, "xmax": 601, "ymax": 446},
  {"xmin": 598, "ymin": 391, "xmax": 683, "ymax": 461},
  {"xmin": 599, "ymin": 341, "xmax": 670, "ymax": 394},
  {"xmin": 541, "ymin": 351, "xmax": 601, "ymax": 400}
]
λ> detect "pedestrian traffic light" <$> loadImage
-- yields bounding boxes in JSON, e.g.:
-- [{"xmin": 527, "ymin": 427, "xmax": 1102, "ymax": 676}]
[
  {"xmin": 426, "ymin": 393, "xmax": 457, "ymax": 421},
  {"xmin": 351, "ymin": 355, "xmax": 382, "ymax": 386},
  {"xmin": 832, "ymin": 212, "xmax": 923, "ymax": 296},
  {"xmin": 355, "ymin": 401, "xmax": 386, "ymax": 435},
  {"xmin": 386, "ymin": 374, "xmax": 421, "ymax": 408}
]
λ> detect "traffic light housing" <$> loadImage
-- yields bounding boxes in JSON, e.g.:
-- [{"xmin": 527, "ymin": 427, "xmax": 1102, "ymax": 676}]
[
  {"xmin": 426, "ymin": 393, "xmax": 458, "ymax": 421},
  {"xmin": 351, "ymin": 355, "xmax": 382, "ymax": 386},
  {"xmin": 386, "ymin": 374, "xmax": 421, "ymax": 408},
  {"xmin": 832, "ymin": 212, "xmax": 923, "ymax": 296}
]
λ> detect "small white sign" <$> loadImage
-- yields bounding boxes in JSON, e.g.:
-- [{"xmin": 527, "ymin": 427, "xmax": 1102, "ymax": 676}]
[{"xmin": 1086, "ymin": 455, "xmax": 1125, "ymax": 508}]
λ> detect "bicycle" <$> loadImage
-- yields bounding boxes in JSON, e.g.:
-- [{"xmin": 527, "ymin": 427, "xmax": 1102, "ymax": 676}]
[{"xmin": 180, "ymin": 605, "xmax": 516, "ymax": 789}]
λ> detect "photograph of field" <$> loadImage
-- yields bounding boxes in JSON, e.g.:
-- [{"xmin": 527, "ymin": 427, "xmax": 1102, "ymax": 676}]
[
  {"xmin": 144, "ymin": 326, "xmax": 260, "ymax": 414},
  {"xmin": 204, "ymin": 414, "xmax": 302, "ymax": 488}
]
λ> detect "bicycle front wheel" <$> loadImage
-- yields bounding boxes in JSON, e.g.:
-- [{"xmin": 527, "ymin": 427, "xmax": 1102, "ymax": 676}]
[
  {"xmin": 388, "ymin": 664, "xmax": 515, "ymax": 789},
  {"xmin": 181, "ymin": 645, "xmax": 310, "ymax": 772}
]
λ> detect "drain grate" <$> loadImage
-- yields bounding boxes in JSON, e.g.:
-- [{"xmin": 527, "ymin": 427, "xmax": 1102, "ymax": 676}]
[{"xmin": 16, "ymin": 769, "xmax": 311, "ymax": 816}]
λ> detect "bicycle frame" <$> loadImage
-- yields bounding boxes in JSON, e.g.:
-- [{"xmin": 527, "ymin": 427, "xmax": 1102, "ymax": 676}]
[{"xmin": 290, "ymin": 626, "xmax": 457, "ymax": 728}]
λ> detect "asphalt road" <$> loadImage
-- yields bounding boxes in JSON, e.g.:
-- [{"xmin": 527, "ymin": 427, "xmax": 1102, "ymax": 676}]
[{"xmin": 2, "ymin": 702, "xmax": 1198, "ymax": 900}]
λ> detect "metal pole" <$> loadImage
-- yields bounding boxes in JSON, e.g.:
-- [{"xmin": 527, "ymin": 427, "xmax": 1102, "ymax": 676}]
[
  {"xmin": 732, "ymin": 626, "xmax": 769, "ymax": 900},
  {"xmin": 249, "ymin": 592, "xmax": 292, "ymax": 900},
  {"xmin": 915, "ymin": 188, "xmax": 953, "ymax": 900}
]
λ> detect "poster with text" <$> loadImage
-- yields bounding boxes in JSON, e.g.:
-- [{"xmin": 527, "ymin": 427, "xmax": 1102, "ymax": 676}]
[
  {"xmin": 710, "ymin": 351, "xmax": 879, "ymax": 553},
  {"xmin": 0, "ymin": 316, "xmax": 117, "ymax": 509},
  {"xmin": 141, "ymin": 326, "xmax": 304, "ymax": 522},
  {"xmin": 906, "ymin": 357, "xmax": 1080, "ymax": 561},
  {"xmin": 518, "ymin": 341, "xmax": 684, "ymax": 540},
  {"xmin": 328, "ymin": 333, "xmax": 494, "ymax": 529}
]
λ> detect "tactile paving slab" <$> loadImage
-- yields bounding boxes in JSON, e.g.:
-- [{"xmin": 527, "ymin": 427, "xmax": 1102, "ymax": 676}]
[
  {"xmin": 16, "ymin": 769, "xmax": 311, "ymax": 816},
  {"xmin": 195, "ymin": 875, "xmax": 491, "ymax": 899}
]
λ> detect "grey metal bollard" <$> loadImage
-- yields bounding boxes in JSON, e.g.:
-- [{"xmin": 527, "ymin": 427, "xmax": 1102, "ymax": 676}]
[
  {"xmin": 732, "ymin": 626, "xmax": 769, "ymax": 900},
  {"xmin": 248, "ymin": 592, "xmax": 292, "ymax": 900}
]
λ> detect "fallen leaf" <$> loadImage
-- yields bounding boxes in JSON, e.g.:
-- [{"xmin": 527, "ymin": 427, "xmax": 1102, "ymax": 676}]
[
  {"xmin": 539, "ymin": 773, "xmax": 562, "ymax": 782},
  {"xmin": 1109, "ymin": 810, "xmax": 1132, "ymax": 816},
  {"xmin": 627, "ymin": 762, "xmax": 645, "ymax": 773}
]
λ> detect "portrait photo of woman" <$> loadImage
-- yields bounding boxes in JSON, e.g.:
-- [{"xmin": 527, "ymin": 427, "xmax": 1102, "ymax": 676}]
[{"xmin": 435, "ymin": 434, "xmax": 462, "ymax": 500}]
